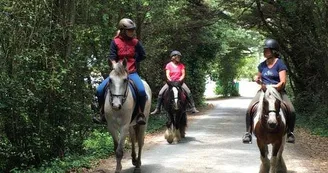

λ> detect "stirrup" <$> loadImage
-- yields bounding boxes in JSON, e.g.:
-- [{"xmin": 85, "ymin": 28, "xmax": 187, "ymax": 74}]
[{"xmin": 242, "ymin": 132, "xmax": 252, "ymax": 144}]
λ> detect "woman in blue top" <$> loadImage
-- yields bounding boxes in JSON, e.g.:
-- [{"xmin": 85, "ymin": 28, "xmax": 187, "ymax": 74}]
[{"xmin": 242, "ymin": 39, "xmax": 296, "ymax": 144}]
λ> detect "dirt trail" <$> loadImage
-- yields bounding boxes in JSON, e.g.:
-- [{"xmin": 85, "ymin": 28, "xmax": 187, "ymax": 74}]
[{"xmin": 88, "ymin": 97, "xmax": 328, "ymax": 173}]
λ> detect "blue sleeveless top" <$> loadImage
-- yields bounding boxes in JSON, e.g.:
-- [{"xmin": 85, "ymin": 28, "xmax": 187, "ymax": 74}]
[{"xmin": 258, "ymin": 59, "xmax": 287, "ymax": 85}]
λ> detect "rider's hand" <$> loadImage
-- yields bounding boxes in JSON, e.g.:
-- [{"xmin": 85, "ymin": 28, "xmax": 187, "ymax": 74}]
[{"xmin": 253, "ymin": 75, "xmax": 261, "ymax": 84}]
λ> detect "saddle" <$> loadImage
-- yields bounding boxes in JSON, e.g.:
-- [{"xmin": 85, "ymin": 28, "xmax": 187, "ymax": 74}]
[
  {"xmin": 128, "ymin": 79, "xmax": 142, "ymax": 123},
  {"xmin": 163, "ymin": 85, "xmax": 187, "ymax": 102}
]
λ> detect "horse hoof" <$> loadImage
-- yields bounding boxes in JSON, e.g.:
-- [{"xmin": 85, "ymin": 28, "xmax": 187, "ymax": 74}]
[
  {"xmin": 167, "ymin": 134, "xmax": 174, "ymax": 144},
  {"xmin": 174, "ymin": 137, "xmax": 180, "ymax": 143},
  {"xmin": 132, "ymin": 159, "xmax": 137, "ymax": 166},
  {"xmin": 164, "ymin": 130, "xmax": 169, "ymax": 139},
  {"xmin": 167, "ymin": 137, "xmax": 174, "ymax": 144},
  {"xmin": 134, "ymin": 167, "xmax": 141, "ymax": 173}
]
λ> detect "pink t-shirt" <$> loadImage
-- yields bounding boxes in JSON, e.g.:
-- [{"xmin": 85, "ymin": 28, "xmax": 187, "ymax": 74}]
[{"xmin": 165, "ymin": 62, "xmax": 185, "ymax": 81}]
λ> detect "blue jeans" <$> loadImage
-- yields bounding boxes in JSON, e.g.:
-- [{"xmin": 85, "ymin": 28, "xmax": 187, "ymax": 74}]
[{"xmin": 96, "ymin": 72, "xmax": 146, "ymax": 107}]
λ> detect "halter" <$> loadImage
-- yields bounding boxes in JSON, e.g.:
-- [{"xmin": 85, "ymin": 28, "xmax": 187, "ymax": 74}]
[
  {"xmin": 258, "ymin": 85, "xmax": 283, "ymax": 133},
  {"xmin": 109, "ymin": 77, "xmax": 129, "ymax": 104}
]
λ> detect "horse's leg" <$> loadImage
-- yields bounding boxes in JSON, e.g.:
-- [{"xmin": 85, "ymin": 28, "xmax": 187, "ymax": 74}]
[
  {"xmin": 129, "ymin": 126, "xmax": 137, "ymax": 166},
  {"xmin": 175, "ymin": 112, "xmax": 185, "ymax": 142},
  {"xmin": 270, "ymin": 140, "xmax": 283, "ymax": 173},
  {"xmin": 114, "ymin": 125, "xmax": 130, "ymax": 173},
  {"xmin": 165, "ymin": 113, "xmax": 174, "ymax": 144},
  {"xmin": 179, "ymin": 112, "xmax": 187, "ymax": 138},
  {"xmin": 276, "ymin": 136, "xmax": 287, "ymax": 173},
  {"xmin": 165, "ymin": 123, "xmax": 174, "ymax": 144},
  {"xmin": 174, "ymin": 127, "xmax": 181, "ymax": 142},
  {"xmin": 135, "ymin": 125, "xmax": 146, "ymax": 169},
  {"xmin": 257, "ymin": 140, "xmax": 270, "ymax": 173}
]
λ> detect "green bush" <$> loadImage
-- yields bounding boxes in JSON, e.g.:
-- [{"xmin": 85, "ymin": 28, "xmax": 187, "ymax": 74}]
[{"xmin": 294, "ymin": 93, "xmax": 328, "ymax": 137}]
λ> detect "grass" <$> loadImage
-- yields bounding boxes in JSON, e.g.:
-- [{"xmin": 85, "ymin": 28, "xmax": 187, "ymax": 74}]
[{"xmin": 13, "ymin": 114, "xmax": 168, "ymax": 173}]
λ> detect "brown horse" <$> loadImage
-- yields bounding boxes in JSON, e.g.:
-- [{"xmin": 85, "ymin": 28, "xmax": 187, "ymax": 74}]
[
  {"xmin": 252, "ymin": 85, "xmax": 288, "ymax": 173},
  {"xmin": 162, "ymin": 81, "xmax": 188, "ymax": 144}
]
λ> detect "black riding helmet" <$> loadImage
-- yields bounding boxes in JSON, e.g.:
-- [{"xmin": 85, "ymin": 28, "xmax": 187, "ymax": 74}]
[
  {"xmin": 170, "ymin": 50, "xmax": 182, "ymax": 57},
  {"xmin": 263, "ymin": 39, "xmax": 279, "ymax": 51},
  {"xmin": 264, "ymin": 39, "xmax": 280, "ymax": 58}
]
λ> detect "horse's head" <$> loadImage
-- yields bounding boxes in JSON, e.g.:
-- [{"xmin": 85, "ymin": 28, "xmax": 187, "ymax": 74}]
[
  {"xmin": 166, "ymin": 81, "xmax": 184, "ymax": 111},
  {"xmin": 259, "ymin": 85, "xmax": 283, "ymax": 130},
  {"xmin": 108, "ymin": 61, "xmax": 129, "ymax": 110}
]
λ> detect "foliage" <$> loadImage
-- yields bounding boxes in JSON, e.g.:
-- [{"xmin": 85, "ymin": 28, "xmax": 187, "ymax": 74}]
[
  {"xmin": 11, "ymin": 113, "xmax": 167, "ymax": 173},
  {"xmin": 228, "ymin": 0, "xmax": 328, "ymax": 136},
  {"xmin": 147, "ymin": 114, "xmax": 167, "ymax": 133},
  {"xmin": 1, "ymin": 0, "xmax": 327, "ymax": 172},
  {"xmin": 294, "ymin": 93, "xmax": 328, "ymax": 136}
]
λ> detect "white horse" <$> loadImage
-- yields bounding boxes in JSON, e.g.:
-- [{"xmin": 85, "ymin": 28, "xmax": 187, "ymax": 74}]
[{"xmin": 104, "ymin": 61, "xmax": 151, "ymax": 173}]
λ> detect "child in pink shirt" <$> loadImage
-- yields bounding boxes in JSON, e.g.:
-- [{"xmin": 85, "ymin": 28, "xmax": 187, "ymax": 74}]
[{"xmin": 150, "ymin": 50, "xmax": 199, "ymax": 114}]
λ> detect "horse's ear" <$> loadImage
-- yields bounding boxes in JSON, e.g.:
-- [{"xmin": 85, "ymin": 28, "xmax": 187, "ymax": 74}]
[{"xmin": 122, "ymin": 58, "xmax": 128, "ymax": 69}]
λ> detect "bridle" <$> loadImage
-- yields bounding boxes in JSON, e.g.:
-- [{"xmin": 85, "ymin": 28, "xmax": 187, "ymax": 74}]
[{"xmin": 109, "ymin": 77, "xmax": 129, "ymax": 104}]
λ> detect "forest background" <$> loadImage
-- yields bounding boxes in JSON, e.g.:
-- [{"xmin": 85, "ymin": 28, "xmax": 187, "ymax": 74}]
[{"xmin": 0, "ymin": 0, "xmax": 327, "ymax": 172}]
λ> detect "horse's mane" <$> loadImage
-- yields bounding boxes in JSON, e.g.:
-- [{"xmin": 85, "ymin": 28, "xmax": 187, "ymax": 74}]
[
  {"xmin": 256, "ymin": 85, "xmax": 283, "ymax": 117},
  {"xmin": 111, "ymin": 62, "xmax": 128, "ymax": 77}
]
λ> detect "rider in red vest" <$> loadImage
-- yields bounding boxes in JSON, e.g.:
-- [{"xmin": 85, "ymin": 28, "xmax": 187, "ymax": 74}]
[
  {"xmin": 150, "ymin": 50, "xmax": 199, "ymax": 115},
  {"xmin": 93, "ymin": 18, "xmax": 147, "ymax": 125},
  {"xmin": 242, "ymin": 39, "xmax": 296, "ymax": 144}
]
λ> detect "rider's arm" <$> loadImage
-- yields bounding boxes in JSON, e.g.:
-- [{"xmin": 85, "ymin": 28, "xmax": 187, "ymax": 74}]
[
  {"xmin": 135, "ymin": 41, "xmax": 146, "ymax": 62},
  {"xmin": 254, "ymin": 72, "xmax": 262, "ymax": 84},
  {"xmin": 254, "ymin": 72, "xmax": 266, "ymax": 90},
  {"xmin": 166, "ymin": 69, "xmax": 172, "ymax": 81},
  {"xmin": 108, "ymin": 40, "xmax": 118, "ymax": 65},
  {"xmin": 274, "ymin": 70, "xmax": 286, "ymax": 91},
  {"xmin": 179, "ymin": 69, "xmax": 185, "ymax": 81}
]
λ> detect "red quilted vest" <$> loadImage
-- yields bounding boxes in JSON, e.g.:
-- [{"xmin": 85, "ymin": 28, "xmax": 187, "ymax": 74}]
[{"xmin": 114, "ymin": 36, "xmax": 138, "ymax": 73}]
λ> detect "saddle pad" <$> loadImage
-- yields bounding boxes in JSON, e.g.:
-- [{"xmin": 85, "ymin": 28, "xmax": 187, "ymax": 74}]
[{"xmin": 128, "ymin": 83, "xmax": 137, "ymax": 100}]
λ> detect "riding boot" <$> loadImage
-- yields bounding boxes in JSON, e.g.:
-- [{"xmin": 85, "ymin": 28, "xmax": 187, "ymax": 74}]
[
  {"xmin": 287, "ymin": 112, "xmax": 296, "ymax": 143},
  {"xmin": 187, "ymin": 94, "xmax": 199, "ymax": 113},
  {"xmin": 150, "ymin": 96, "xmax": 163, "ymax": 115},
  {"xmin": 136, "ymin": 95, "xmax": 147, "ymax": 125},
  {"xmin": 242, "ymin": 112, "xmax": 252, "ymax": 144},
  {"xmin": 92, "ymin": 98, "xmax": 106, "ymax": 124}
]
